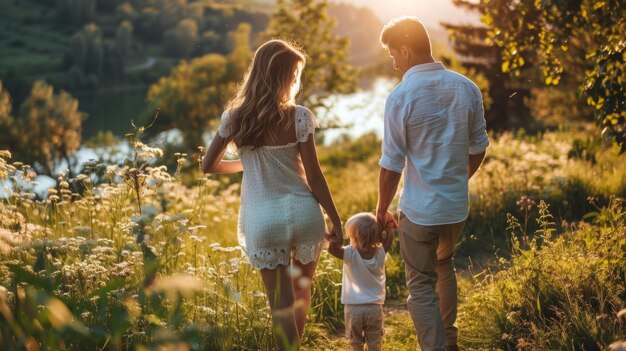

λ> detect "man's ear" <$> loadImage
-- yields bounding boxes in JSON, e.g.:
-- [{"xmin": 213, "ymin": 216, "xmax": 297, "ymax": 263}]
[{"xmin": 400, "ymin": 45, "xmax": 411, "ymax": 58}]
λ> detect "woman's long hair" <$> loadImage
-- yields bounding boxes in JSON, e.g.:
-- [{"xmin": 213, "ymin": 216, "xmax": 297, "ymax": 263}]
[{"xmin": 225, "ymin": 39, "xmax": 306, "ymax": 148}]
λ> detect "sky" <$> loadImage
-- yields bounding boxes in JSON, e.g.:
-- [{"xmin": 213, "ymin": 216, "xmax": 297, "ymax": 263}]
[{"xmin": 338, "ymin": 0, "xmax": 480, "ymax": 29}]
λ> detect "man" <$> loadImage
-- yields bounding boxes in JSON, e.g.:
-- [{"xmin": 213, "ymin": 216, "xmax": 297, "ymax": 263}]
[{"xmin": 375, "ymin": 17, "xmax": 489, "ymax": 351}]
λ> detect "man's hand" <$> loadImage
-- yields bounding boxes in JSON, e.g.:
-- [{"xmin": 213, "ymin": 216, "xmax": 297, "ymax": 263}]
[
  {"xmin": 376, "ymin": 210, "xmax": 397, "ymax": 232},
  {"xmin": 377, "ymin": 210, "xmax": 397, "ymax": 252}
]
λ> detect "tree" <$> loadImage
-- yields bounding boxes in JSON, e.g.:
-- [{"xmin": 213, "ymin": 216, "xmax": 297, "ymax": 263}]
[
  {"xmin": 116, "ymin": 20, "xmax": 134, "ymax": 57},
  {"xmin": 164, "ymin": 18, "xmax": 199, "ymax": 58},
  {"xmin": 147, "ymin": 54, "xmax": 237, "ymax": 150},
  {"xmin": 0, "ymin": 82, "xmax": 15, "ymax": 151},
  {"xmin": 263, "ymin": 0, "xmax": 358, "ymax": 113},
  {"xmin": 227, "ymin": 23, "xmax": 253, "ymax": 82},
  {"xmin": 0, "ymin": 81, "xmax": 85, "ymax": 177},
  {"xmin": 57, "ymin": 0, "xmax": 97, "ymax": 25},
  {"xmin": 441, "ymin": 0, "xmax": 524, "ymax": 129},
  {"xmin": 481, "ymin": 0, "xmax": 626, "ymax": 150},
  {"xmin": 133, "ymin": 0, "xmax": 204, "ymax": 42},
  {"xmin": 72, "ymin": 22, "xmax": 104, "ymax": 76},
  {"xmin": 147, "ymin": 24, "xmax": 252, "ymax": 150}
]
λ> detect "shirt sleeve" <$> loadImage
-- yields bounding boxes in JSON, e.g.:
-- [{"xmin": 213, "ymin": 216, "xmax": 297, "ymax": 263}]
[
  {"xmin": 376, "ymin": 246, "xmax": 386, "ymax": 263},
  {"xmin": 217, "ymin": 110, "xmax": 231, "ymax": 138},
  {"xmin": 296, "ymin": 106, "xmax": 319, "ymax": 142},
  {"xmin": 468, "ymin": 94, "xmax": 490, "ymax": 155},
  {"xmin": 379, "ymin": 96, "xmax": 407, "ymax": 173},
  {"xmin": 343, "ymin": 246, "xmax": 354, "ymax": 265}
]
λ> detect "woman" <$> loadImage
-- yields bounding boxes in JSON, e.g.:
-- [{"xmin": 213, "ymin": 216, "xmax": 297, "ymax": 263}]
[{"xmin": 201, "ymin": 39, "xmax": 342, "ymax": 350}]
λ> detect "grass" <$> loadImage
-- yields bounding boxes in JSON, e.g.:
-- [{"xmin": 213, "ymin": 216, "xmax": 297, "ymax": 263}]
[
  {"xmin": 458, "ymin": 199, "xmax": 626, "ymax": 350},
  {"xmin": 1, "ymin": 126, "xmax": 625, "ymax": 350}
]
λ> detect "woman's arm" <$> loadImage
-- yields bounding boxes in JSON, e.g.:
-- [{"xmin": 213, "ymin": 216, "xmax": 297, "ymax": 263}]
[
  {"xmin": 298, "ymin": 135, "xmax": 342, "ymax": 236},
  {"xmin": 201, "ymin": 133, "xmax": 243, "ymax": 174}
]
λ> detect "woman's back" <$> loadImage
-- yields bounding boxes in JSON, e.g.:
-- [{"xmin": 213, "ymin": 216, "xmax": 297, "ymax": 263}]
[
  {"xmin": 219, "ymin": 105, "xmax": 317, "ymax": 199},
  {"xmin": 217, "ymin": 105, "xmax": 325, "ymax": 269}
]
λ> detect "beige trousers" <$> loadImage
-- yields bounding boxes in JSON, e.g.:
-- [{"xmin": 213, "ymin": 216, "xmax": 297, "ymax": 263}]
[
  {"xmin": 398, "ymin": 212, "xmax": 465, "ymax": 351},
  {"xmin": 344, "ymin": 304, "xmax": 384, "ymax": 351}
]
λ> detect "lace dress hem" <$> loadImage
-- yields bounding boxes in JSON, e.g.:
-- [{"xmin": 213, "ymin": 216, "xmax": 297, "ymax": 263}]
[{"xmin": 246, "ymin": 240, "xmax": 325, "ymax": 270}]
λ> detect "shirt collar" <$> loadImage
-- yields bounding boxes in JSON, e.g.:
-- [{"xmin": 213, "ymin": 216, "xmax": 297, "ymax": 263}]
[{"xmin": 402, "ymin": 61, "xmax": 445, "ymax": 81}]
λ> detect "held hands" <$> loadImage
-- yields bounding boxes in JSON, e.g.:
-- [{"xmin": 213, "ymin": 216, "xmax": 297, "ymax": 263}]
[
  {"xmin": 324, "ymin": 224, "xmax": 343, "ymax": 247},
  {"xmin": 383, "ymin": 218, "xmax": 396, "ymax": 237},
  {"xmin": 376, "ymin": 210, "xmax": 398, "ymax": 243}
]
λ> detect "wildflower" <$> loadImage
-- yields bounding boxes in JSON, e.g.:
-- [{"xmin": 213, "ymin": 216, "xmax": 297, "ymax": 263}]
[
  {"xmin": 149, "ymin": 274, "xmax": 204, "ymax": 299},
  {"xmin": 516, "ymin": 195, "xmax": 536, "ymax": 212},
  {"xmin": 231, "ymin": 291, "xmax": 241, "ymax": 303},
  {"xmin": 251, "ymin": 291, "xmax": 266, "ymax": 299}
]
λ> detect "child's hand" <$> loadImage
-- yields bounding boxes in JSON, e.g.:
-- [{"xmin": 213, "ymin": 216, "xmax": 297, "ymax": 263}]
[
  {"xmin": 324, "ymin": 233, "xmax": 332, "ymax": 241},
  {"xmin": 325, "ymin": 226, "xmax": 345, "ymax": 259},
  {"xmin": 384, "ymin": 220, "xmax": 395, "ymax": 237},
  {"xmin": 379, "ymin": 211, "xmax": 396, "ymax": 252},
  {"xmin": 326, "ymin": 226, "xmax": 343, "ymax": 246}
]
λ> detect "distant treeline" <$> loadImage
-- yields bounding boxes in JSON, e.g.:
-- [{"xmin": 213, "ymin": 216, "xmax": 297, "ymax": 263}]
[{"xmin": 0, "ymin": 0, "xmax": 384, "ymax": 110}]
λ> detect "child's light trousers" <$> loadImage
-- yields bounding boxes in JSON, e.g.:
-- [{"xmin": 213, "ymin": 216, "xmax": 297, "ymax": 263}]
[{"xmin": 344, "ymin": 303, "xmax": 384, "ymax": 351}]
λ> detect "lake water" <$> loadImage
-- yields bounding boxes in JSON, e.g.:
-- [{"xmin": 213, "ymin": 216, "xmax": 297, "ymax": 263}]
[
  {"xmin": 2, "ymin": 77, "xmax": 398, "ymax": 197},
  {"xmin": 77, "ymin": 86, "xmax": 150, "ymax": 139},
  {"xmin": 79, "ymin": 77, "xmax": 398, "ymax": 144}
]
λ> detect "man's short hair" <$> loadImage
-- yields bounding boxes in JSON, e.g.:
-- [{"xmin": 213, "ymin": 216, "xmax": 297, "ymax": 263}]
[{"xmin": 380, "ymin": 16, "xmax": 431, "ymax": 56}]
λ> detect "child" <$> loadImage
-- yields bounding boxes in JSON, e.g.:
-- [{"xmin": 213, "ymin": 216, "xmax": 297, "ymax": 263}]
[
  {"xmin": 201, "ymin": 39, "xmax": 342, "ymax": 351},
  {"xmin": 326, "ymin": 212, "xmax": 394, "ymax": 351}
]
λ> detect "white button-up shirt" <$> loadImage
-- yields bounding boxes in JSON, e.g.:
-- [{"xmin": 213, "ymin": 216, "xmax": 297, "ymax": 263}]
[{"xmin": 379, "ymin": 62, "xmax": 489, "ymax": 226}]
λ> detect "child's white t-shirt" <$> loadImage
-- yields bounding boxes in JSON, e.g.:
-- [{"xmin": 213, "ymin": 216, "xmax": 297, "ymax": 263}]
[{"xmin": 341, "ymin": 246, "xmax": 386, "ymax": 305}]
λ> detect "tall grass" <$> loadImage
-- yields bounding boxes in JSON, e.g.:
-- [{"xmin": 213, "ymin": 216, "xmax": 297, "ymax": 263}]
[
  {"xmin": 461, "ymin": 129, "xmax": 626, "ymax": 261},
  {"xmin": 1, "ymin": 126, "xmax": 626, "ymax": 350},
  {"xmin": 458, "ymin": 198, "xmax": 626, "ymax": 350}
]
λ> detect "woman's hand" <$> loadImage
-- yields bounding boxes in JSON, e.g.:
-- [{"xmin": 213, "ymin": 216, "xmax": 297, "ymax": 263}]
[
  {"xmin": 325, "ymin": 224, "xmax": 345, "ymax": 260},
  {"xmin": 201, "ymin": 133, "xmax": 243, "ymax": 174},
  {"xmin": 328, "ymin": 224, "xmax": 343, "ymax": 246}
]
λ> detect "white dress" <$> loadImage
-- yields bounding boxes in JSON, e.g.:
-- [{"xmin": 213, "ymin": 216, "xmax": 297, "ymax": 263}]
[{"xmin": 217, "ymin": 105, "xmax": 326, "ymax": 270}]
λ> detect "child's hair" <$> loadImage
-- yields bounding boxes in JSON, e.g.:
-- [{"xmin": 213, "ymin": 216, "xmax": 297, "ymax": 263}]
[
  {"xmin": 225, "ymin": 39, "xmax": 306, "ymax": 148},
  {"xmin": 345, "ymin": 212, "xmax": 381, "ymax": 250}
]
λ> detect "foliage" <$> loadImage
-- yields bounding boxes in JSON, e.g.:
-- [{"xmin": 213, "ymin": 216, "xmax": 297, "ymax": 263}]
[
  {"xmin": 481, "ymin": 0, "xmax": 626, "ymax": 150},
  {"xmin": 442, "ymin": 0, "xmax": 525, "ymax": 129},
  {"xmin": 71, "ymin": 22, "xmax": 104, "ymax": 76},
  {"xmin": 115, "ymin": 20, "xmax": 134, "ymax": 57},
  {"xmin": 0, "ymin": 125, "xmax": 266, "ymax": 350},
  {"xmin": 56, "ymin": 0, "xmax": 96, "ymax": 25},
  {"xmin": 127, "ymin": 0, "xmax": 204, "ymax": 43},
  {"xmin": 0, "ymin": 80, "xmax": 85, "ymax": 177},
  {"xmin": 0, "ymin": 82, "xmax": 13, "ymax": 149},
  {"xmin": 1, "ymin": 127, "xmax": 626, "ymax": 349},
  {"xmin": 463, "ymin": 128, "xmax": 626, "ymax": 259},
  {"xmin": 164, "ymin": 18, "xmax": 199, "ymax": 58},
  {"xmin": 458, "ymin": 198, "xmax": 626, "ymax": 350},
  {"xmin": 263, "ymin": 0, "xmax": 358, "ymax": 114},
  {"xmin": 146, "ymin": 24, "xmax": 252, "ymax": 150}
]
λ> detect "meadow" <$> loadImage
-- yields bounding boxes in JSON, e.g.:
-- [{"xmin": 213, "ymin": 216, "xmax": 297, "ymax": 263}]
[{"xmin": 1, "ymin": 124, "xmax": 625, "ymax": 350}]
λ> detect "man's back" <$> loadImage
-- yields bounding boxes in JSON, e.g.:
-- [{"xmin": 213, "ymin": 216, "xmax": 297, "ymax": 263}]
[{"xmin": 379, "ymin": 62, "xmax": 489, "ymax": 226}]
